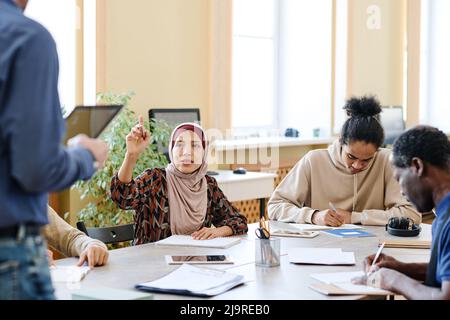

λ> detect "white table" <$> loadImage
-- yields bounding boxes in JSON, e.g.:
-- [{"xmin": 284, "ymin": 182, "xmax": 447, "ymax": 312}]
[
  {"xmin": 212, "ymin": 170, "xmax": 277, "ymax": 218},
  {"xmin": 54, "ymin": 223, "xmax": 432, "ymax": 300}
]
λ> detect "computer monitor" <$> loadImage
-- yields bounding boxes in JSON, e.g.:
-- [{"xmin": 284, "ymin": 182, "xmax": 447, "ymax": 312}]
[
  {"xmin": 148, "ymin": 108, "xmax": 201, "ymax": 160},
  {"xmin": 380, "ymin": 106, "xmax": 405, "ymax": 145},
  {"xmin": 148, "ymin": 108, "xmax": 201, "ymax": 131}
]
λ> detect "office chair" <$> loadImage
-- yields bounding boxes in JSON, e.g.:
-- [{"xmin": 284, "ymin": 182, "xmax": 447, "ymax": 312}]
[{"xmin": 76, "ymin": 221, "xmax": 135, "ymax": 245}]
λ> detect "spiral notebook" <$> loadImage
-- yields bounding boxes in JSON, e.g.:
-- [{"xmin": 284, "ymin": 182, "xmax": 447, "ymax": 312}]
[{"xmin": 155, "ymin": 235, "xmax": 241, "ymax": 249}]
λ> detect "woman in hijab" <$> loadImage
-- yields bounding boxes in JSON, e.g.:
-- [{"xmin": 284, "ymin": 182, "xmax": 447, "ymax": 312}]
[{"xmin": 111, "ymin": 116, "xmax": 248, "ymax": 245}]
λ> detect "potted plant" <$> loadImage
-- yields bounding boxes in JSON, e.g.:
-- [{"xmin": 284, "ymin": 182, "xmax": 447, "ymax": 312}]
[{"xmin": 72, "ymin": 92, "xmax": 171, "ymax": 228}]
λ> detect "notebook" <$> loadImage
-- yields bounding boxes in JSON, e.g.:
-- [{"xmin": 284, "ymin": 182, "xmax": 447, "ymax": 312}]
[
  {"xmin": 155, "ymin": 235, "xmax": 241, "ymax": 249},
  {"xmin": 309, "ymin": 271, "xmax": 392, "ymax": 296},
  {"xmin": 72, "ymin": 287, "xmax": 154, "ymax": 300},
  {"xmin": 380, "ymin": 239, "xmax": 431, "ymax": 249},
  {"xmin": 270, "ymin": 221, "xmax": 362, "ymax": 232},
  {"xmin": 135, "ymin": 264, "xmax": 246, "ymax": 297},
  {"xmin": 288, "ymin": 248, "xmax": 355, "ymax": 265},
  {"xmin": 323, "ymin": 229, "xmax": 376, "ymax": 238},
  {"xmin": 309, "ymin": 282, "xmax": 392, "ymax": 296},
  {"xmin": 50, "ymin": 266, "xmax": 90, "ymax": 283}
]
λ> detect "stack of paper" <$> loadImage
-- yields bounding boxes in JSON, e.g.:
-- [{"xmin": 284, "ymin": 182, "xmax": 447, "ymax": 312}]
[
  {"xmin": 155, "ymin": 235, "xmax": 241, "ymax": 249},
  {"xmin": 380, "ymin": 239, "xmax": 431, "ymax": 249},
  {"xmin": 309, "ymin": 271, "xmax": 392, "ymax": 296},
  {"xmin": 288, "ymin": 248, "xmax": 355, "ymax": 265},
  {"xmin": 50, "ymin": 266, "xmax": 90, "ymax": 283},
  {"xmin": 135, "ymin": 264, "xmax": 246, "ymax": 297}
]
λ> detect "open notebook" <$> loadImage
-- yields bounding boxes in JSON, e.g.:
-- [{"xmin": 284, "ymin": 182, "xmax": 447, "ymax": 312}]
[
  {"xmin": 155, "ymin": 235, "xmax": 241, "ymax": 249},
  {"xmin": 309, "ymin": 271, "xmax": 392, "ymax": 296},
  {"xmin": 136, "ymin": 264, "xmax": 246, "ymax": 297}
]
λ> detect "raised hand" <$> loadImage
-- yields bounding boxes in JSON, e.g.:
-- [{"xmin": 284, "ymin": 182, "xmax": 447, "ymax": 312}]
[{"xmin": 126, "ymin": 115, "xmax": 150, "ymax": 157}]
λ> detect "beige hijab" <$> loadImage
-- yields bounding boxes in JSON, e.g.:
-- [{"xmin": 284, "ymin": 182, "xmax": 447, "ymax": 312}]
[{"xmin": 166, "ymin": 123, "xmax": 208, "ymax": 235}]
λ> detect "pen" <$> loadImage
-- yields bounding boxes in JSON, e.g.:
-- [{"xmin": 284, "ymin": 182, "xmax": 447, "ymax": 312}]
[
  {"xmin": 369, "ymin": 242, "xmax": 385, "ymax": 274},
  {"xmin": 329, "ymin": 202, "xmax": 337, "ymax": 212}
]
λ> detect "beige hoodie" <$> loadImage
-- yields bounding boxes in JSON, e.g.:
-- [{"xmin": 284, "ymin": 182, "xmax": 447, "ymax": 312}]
[
  {"xmin": 268, "ymin": 140, "xmax": 421, "ymax": 225},
  {"xmin": 43, "ymin": 206, "xmax": 107, "ymax": 257}
]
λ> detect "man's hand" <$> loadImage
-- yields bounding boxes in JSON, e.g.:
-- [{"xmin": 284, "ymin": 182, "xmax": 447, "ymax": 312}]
[
  {"xmin": 191, "ymin": 226, "xmax": 233, "ymax": 240},
  {"xmin": 77, "ymin": 245, "xmax": 109, "ymax": 269},
  {"xmin": 362, "ymin": 253, "xmax": 405, "ymax": 273},
  {"xmin": 47, "ymin": 249, "xmax": 55, "ymax": 267},
  {"xmin": 312, "ymin": 209, "xmax": 345, "ymax": 226},
  {"xmin": 352, "ymin": 267, "xmax": 403, "ymax": 293},
  {"xmin": 68, "ymin": 134, "xmax": 109, "ymax": 169}
]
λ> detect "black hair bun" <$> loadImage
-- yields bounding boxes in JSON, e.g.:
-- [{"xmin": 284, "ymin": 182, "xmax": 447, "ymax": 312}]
[{"xmin": 344, "ymin": 96, "xmax": 382, "ymax": 118}]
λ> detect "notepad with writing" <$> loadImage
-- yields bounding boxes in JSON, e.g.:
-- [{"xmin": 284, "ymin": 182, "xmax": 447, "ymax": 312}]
[
  {"xmin": 288, "ymin": 248, "xmax": 355, "ymax": 265},
  {"xmin": 155, "ymin": 235, "xmax": 241, "ymax": 249},
  {"xmin": 309, "ymin": 271, "xmax": 392, "ymax": 296},
  {"xmin": 135, "ymin": 264, "xmax": 246, "ymax": 297}
]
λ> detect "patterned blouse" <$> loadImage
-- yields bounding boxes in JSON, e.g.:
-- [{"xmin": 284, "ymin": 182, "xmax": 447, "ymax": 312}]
[{"xmin": 110, "ymin": 168, "xmax": 248, "ymax": 245}]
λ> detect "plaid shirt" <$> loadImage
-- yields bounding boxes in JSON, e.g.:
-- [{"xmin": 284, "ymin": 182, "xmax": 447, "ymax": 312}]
[{"xmin": 111, "ymin": 168, "xmax": 248, "ymax": 245}]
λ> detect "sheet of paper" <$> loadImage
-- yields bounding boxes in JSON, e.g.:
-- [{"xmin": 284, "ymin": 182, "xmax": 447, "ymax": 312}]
[
  {"xmin": 50, "ymin": 266, "xmax": 90, "ymax": 283},
  {"xmin": 310, "ymin": 271, "xmax": 365, "ymax": 284},
  {"xmin": 288, "ymin": 248, "xmax": 355, "ymax": 265}
]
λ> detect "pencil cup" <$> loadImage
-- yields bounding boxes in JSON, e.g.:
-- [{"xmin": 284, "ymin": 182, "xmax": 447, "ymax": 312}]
[{"xmin": 255, "ymin": 238, "xmax": 280, "ymax": 267}]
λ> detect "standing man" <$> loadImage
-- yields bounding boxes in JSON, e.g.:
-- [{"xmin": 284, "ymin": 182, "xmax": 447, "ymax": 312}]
[
  {"xmin": 0, "ymin": 0, "xmax": 108, "ymax": 299},
  {"xmin": 354, "ymin": 126, "xmax": 450, "ymax": 300}
]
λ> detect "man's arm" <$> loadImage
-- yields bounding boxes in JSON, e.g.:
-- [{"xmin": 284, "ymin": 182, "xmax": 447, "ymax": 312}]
[
  {"xmin": 386, "ymin": 271, "xmax": 450, "ymax": 300},
  {"xmin": 6, "ymin": 25, "xmax": 95, "ymax": 192}
]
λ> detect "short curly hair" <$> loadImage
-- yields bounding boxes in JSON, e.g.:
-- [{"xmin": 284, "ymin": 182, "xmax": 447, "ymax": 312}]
[{"xmin": 392, "ymin": 125, "xmax": 450, "ymax": 169}]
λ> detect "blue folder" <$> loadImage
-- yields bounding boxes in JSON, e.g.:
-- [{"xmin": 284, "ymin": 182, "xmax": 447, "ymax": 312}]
[{"xmin": 323, "ymin": 229, "xmax": 376, "ymax": 238}]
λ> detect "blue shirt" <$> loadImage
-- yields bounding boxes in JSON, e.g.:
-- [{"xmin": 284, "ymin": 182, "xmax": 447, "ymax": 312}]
[
  {"xmin": 432, "ymin": 192, "xmax": 450, "ymax": 285},
  {"xmin": 0, "ymin": 0, "xmax": 96, "ymax": 228}
]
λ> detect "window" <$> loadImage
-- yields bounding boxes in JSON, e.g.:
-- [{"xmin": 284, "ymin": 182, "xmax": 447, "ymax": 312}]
[
  {"xmin": 420, "ymin": 0, "xmax": 450, "ymax": 132},
  {"xmin": 232, "ymin": 0, "xmax": 340, "ymax": 138},
  {"xmin": 232, "ymin": 0, "xmax": 276, "ymax": 130},
  {"xmin": 25, "ymin": 0, "xmax": 78, "ymax": 114}
]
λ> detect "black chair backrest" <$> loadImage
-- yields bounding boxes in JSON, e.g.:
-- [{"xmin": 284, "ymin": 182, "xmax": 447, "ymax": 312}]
[{"xmin": 76, "ymin": 221, "xmax": 135, "ymax": 245}]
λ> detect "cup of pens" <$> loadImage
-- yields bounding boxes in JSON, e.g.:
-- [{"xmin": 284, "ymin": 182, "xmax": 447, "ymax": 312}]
[
  {"xmin": 255, "ymin": 238, "xmax": 280, "ymax": 267},
  {"xmin": 255, "ymin": 219, "xmax": 280, "ymax": 267}
]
